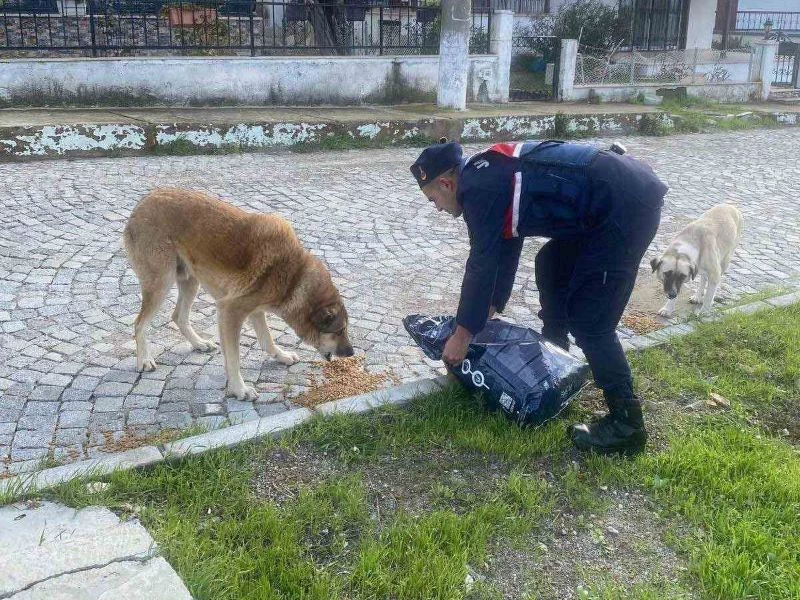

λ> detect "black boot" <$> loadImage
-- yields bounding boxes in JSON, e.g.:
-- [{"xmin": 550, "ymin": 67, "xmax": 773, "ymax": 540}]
[{"xmin": 570, "ymin": 397, "xmax": 647, "ymax": 455}]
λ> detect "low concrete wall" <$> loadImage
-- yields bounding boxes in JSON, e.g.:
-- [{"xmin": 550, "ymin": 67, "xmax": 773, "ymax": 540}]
[
  {"xmin": 570, "ymin": 82, "xmax": 761, "ymax": 103},
  {"xmin": 3, "ymin": 108, "xmax": 796, "ymax": 160},
  {"xmin": 0, "ymin": 54, "xmax": 501, "ymax": 107}
]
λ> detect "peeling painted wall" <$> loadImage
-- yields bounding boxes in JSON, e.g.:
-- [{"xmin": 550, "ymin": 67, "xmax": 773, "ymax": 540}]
[
  {"xmin": 1, "ymin": 111, "xmax": 795, "ymax": 160},
  {"xmin": 0, "ymin": 55, "xmax": 500, "ymax": 108},
  {"xmin": 0, "ymin": 124, "xmax": 147, "ymax": 156}
]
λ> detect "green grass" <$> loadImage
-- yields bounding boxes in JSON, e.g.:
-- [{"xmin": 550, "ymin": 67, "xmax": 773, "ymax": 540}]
[
  {"xmin": 22, "ymin": 304, "xmax": 800, "ymax": 599},
  {"xmin": 153, "ymin": 138, "xmax": 243, "ymax": 156},
  {"xmin": 510, "ymin": 69, "xmax": 550, "ymax": 93}
]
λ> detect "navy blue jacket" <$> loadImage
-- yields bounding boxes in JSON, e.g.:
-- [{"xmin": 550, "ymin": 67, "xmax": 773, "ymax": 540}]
[{"xmin": 455, "ymin": 141, "xmax": 668, "ymax": 334}]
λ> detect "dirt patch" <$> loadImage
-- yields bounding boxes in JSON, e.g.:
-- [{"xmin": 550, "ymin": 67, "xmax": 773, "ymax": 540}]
[
  {"xmin": 251, "ymin": 444, "xmax": 505, "ymax": 518},
  {"xmin": 250, "ymin": 437, "xmax": 690, "ymax": 597},
  {"xmin": 99, "ymin": 428, "xmax": 184, "ymax": 454},
  {"xmin": 293, "ymin": 355, "xmax": 396, "ymax": 408},
  {"xmin": 478, "ymin": 491, "xmax": 692, "ymax": 599},
  {"xmin": 753, "ymin": 400, "xmax": 800, "ymax": 446}
]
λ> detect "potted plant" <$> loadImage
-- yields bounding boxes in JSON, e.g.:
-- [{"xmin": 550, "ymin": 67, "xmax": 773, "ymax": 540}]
[{"xmin": 166, "ymin": 2, "xmax": 217, "ymax": 27}]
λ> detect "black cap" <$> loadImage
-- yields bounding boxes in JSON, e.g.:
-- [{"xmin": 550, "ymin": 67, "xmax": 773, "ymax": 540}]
[{"xmin": 410, "ymin": 138, "xmax": 463, "ymax": 188}]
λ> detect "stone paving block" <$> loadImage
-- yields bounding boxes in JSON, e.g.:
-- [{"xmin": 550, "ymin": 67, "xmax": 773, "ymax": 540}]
[
  {"xmin": 93, "ymin": 396, "xmax": 125, "ymax": 412},
  {"xmin": 61, "ymin": 388, "xmax": 94, "ymax": 402},
  {"xmin": 12, "ymin": 429, "xmax": 54, "ymax": 449},
  {"xmin": 127, "ymin": 409, "xmax": 157, "ymax": 426},
  {"xmin": 124, "ymin": 395, "xmax": 160, "ymax": 409},
  {"xmin": 29, "ymin": 385, "xmax": 63, "ymax": 401},
  {"xmin": 58, "ymin": 410, "xmax": 92, "ymax": 428},
  {"xmin": 94, "ymin": 381, "xmax": 133, "ymax": 396},
  {"xmin": 22, "ymin": 401, "xmax": 60, "ymax": 416},
  {"xmin": 38, "ymin": 373, "xmax": 73, "ymax": 387},
  {"xmin": 132, "ymin": 378, "xmax": 165, "ymax": 396}
]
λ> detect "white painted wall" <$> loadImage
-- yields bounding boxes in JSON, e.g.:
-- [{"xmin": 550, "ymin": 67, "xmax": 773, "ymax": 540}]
[
  {"xmin": 738, "ymin": 0, "xmax": 796, "ymax": 9},
  {"xmin": 570, "ymin": 82, "xmax": 761, "ymax": 102},
  {"xmin": 0, "ymin": 55, "xmax": 502, "ymax": 107},
  {"xmin": 686, "ymin": 0, "xmax": 718, "ymax": 49}
]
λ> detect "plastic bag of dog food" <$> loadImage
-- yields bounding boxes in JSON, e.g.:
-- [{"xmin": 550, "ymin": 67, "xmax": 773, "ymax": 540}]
[{"xmin": 402, "ymin": 315, "xmax": 590, "ymax": 426}]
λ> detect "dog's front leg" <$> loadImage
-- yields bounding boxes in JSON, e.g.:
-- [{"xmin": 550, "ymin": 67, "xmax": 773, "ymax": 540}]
[
  {"xmin": 658, "ymin": 298, "xmax": 676, "ymax": 317},
  {"xmin": 701, "ymin": 278, "xmax": 720, "ymax": 314},
  {"xmin": 249, "ymin": 311, "xmax": 299, "ymax": 365},
  {"xmin": 690, "ymin": 273, "xmax": 707, "ymax": 305},
  {"xmin": 218, "ymin": 303, "xmax": 258, "ymax": 400}
]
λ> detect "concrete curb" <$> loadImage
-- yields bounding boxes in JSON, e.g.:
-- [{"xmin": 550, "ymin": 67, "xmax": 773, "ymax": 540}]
[
  {"xmin": 1, "ymin": 109, "xmax": 797, "ymax": 160},
  {"xmin": 1, "ymin": 291, "xmax": 797, "ymax": 501},
  {"xmin": 0, "ymin": 375, "xmax": 449, "ymax": 499}
]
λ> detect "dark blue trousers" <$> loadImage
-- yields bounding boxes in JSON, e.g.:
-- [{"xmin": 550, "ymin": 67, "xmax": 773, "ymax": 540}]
[{"xmin": 535, "ymin": 199, "xmax": 662, "ymax": 404}]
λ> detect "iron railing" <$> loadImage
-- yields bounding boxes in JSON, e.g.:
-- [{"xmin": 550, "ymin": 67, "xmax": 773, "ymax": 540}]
[
  {"xmin": 0, "ymin": 0, "xmax": 491, "ymax": 56},
  {"xmin": 735, "ymin": 11, "xmax": 800, "ymax": 34},
  {"xmin": 774, "ymin": 41, "xmax": 799, "ymax": 87}
]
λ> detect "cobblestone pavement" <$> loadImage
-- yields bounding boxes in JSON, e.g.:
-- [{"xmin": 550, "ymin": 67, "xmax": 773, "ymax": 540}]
[{"xmin": 2, "ymin": 128, "xmax": 799, "ymax": 473}]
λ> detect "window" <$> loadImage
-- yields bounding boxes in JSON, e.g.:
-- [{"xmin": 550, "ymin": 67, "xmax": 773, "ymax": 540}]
[
  {"xmin": 619, "ymin": 0, "xmax": 690, "ymax": 50},
  {"xmin": 0, "ymin": 0, "xmax": 58, "ymax": 14}
]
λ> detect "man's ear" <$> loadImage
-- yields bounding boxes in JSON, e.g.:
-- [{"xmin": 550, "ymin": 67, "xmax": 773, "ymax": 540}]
[{"xmin": 438, "ymin": 175, "xmax": 456, "ymax": 191}]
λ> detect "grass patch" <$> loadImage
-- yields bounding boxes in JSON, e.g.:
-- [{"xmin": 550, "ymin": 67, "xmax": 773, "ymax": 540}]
[
  {"xmin": 153, "ymin": 138, "xmax": 243, "ymax": 156},
  {"xmin": 22, "ymin": 303, "xmax": 800, "ymax": 599}
]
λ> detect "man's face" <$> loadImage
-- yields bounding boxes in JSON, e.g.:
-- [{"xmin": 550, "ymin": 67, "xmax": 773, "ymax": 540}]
[{"xmin": 423, "ymin": 176, "xmax": 461, "ymax": 217}]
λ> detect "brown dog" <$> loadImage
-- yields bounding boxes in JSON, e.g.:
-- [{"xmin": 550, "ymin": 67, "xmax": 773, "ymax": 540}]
[{"xmin": 123, "ymin": 188, "xmax": 353, "ymax": 400}]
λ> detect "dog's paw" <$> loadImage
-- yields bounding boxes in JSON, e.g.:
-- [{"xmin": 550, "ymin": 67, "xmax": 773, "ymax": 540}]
[
  {"xmin": 227, "ymin": 384, "xmax": 258, "ymax": 401},
  {"xmin": 689, "ymin": 295, "xmax": 703, "ymax": 304},
  {"xmin": 193, "ymin": 338, "xmax": 218, "ymax": 352},
  {"xmin": 137, "ymin": 357, "xmax": 157, "ymax": 372},
  {"xmin": 274, "ymin": 349, "xmax": 300, "ymax": 366},
  {"xmin": 657, "ymin": 306, "xmax": 673, "ymax": 318}
]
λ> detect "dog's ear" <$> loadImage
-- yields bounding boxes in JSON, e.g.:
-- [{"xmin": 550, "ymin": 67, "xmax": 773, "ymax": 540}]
[
  {"xmin": 650, "ymin": 257, "xmax": 661, "ymax": 273},
  {"xmin": 689, "ymin": 264, "xmax": 698, "ymax": 280},
  {"xmin": 312, "ymin": 305, "xmax": 342, "ymax": 332}
]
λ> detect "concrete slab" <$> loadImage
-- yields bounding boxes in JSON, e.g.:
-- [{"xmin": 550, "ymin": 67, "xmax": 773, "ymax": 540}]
[
  {"xmin": 0, "ymin": 501, "xmax": 190, "ymax": 599},
  {"xmin": 0, "ymin": 109, "xmax": 142, "ymax": 127},
  {"xmin": 8, "ymin": 556, "xmax": 192, "ymax": 600},
  {"xmin": 114, "ymin": 107, "xmax": 316, "ymax": 125}
]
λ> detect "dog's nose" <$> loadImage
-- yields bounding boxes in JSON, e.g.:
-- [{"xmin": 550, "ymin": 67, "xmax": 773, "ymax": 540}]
[
  {"xmin": 668, "ymin": 291, "xmax": 677, "ymax": 299},
  {"xmin": 339, "ymin": 344, "xmax": 354, "ymax": 357}
]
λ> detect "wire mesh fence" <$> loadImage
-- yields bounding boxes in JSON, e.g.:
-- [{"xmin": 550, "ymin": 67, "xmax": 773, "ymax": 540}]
[{"xmin": 574, "ymin": 45, "xmax": 755, "ymax": 86}]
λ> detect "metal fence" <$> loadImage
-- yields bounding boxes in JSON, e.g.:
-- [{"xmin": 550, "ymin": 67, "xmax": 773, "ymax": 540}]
[
  {"xmin": 510, "ymin": 33, "xmax": 557, "ymax": 100},
  {"xmin": 0, "ymin": 0, "xmax": 491, "ymax": 56},
  {"xmin": 574, "ymin": 46, "xmax": 754, "ymax": 86},
  {"xmin": 735, "ymin": 10, "xmax": 800, "ymax": 34},
  {"xmin": 774, "ymin": 43, "xmax": 799, "ymax": 87}
]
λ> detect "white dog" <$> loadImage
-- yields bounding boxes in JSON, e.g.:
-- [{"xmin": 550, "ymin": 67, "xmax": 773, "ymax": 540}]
[{"xmin": 651, "ymin": 204, "xmax": 743, "ymax": 317}]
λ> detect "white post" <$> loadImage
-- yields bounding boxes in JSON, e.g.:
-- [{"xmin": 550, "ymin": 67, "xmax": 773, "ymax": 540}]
[
  {"xmin": 437, "ymin": 0, "xmax": 472, "ymax": 110},
  {"xmin": 489, "ymin": 9, "xmax": 513, "ymax": 103},
  {"xmin": 557, "ymin": 38, "xmax": 578, "ymax": 102},
  {"xmin": 750, "ymin": 40, "xmax": 779, "ymax": 101}
]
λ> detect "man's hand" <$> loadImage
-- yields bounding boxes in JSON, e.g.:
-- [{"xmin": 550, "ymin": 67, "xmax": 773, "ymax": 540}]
[{"xmin": 443, "ymin": 325, "xmax": 473, "ymax": 366}]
